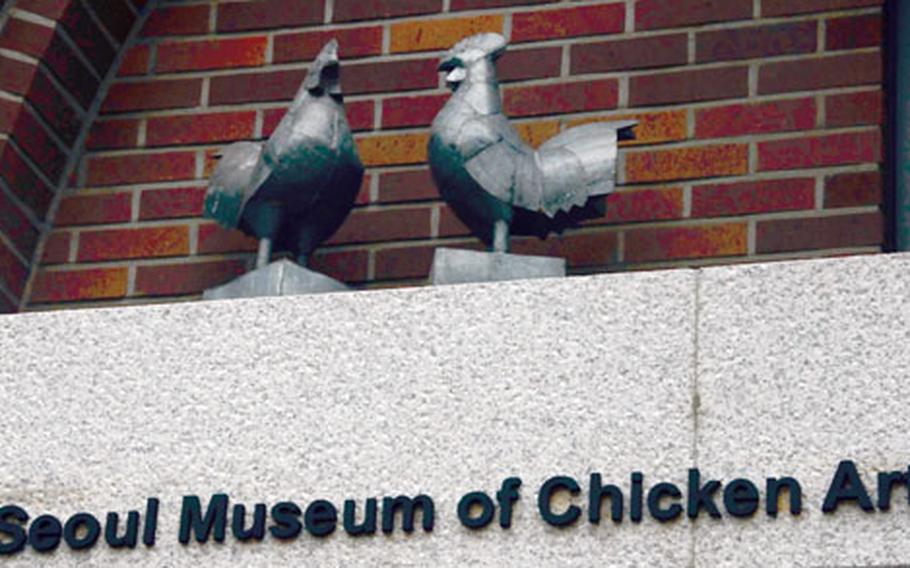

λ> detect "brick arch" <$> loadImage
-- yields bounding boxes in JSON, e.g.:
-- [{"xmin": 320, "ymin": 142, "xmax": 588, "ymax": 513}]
[
  {"xmin": 5, "ymin": 0, "xmax": 888, "ymax": 311},
  {"xmin": 0, "ymin": 0, "xmax": 145, "ymax": 313}
]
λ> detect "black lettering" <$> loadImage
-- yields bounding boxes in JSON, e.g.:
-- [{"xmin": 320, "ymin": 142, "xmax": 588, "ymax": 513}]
[
  {"xmin": 269, "ymin": 502, "xmax": 302, "ymax": 540},
  {"xmin": 630, "ymin": 472, "xmax": 643, "ymax": 523},
  {"xmin": 537, "ymin": 476, "xmax": 580, "ymax": 527},
  {"xmin": 877, "ymin": 471, "xmax": 908, "ymax": 511},
  {"xmin": 343, "ymin": 499, "xmax": 376, "ymax": 536},
  {"xmin": 381, "ymin": 495, "xmax": 434, "ymax": 534},
  {"xmin": 104, "ymin": 512, "xmax": 139, "ymax": 548},
  {"xmin": 63, "ymin": 513, "xmax": 100, "ymax": 550},
  {"xmin": 647, "ymin": 483, "xmax": 683, "ymax": 522},
  {"xmin": 723, "ymin": 479, "xmax": 759, "ymax": 518},
  {"xmin": 589, "ymin": 473, "xmax": 623, "ymax": 524},
  {"xmin": 305, "ymin": 500, "xmax": 337, "ymax": 538},
  {"xmin": 142, "ymin": 498, "xmax": 159, "ymax": 547},
  {"xmin": 179, "ymin": 494, "xmax": 228, "ymax": 544},
  {"xmin": 232, "ymin": 504, "xmax": 266, "ymax": 541},
  {"xmin": 457, "ymin": 492, "xmax": 495, "ymax": 529},
  {"xmin": 823, "ymin": 460, "xmax": 874, "ymax": 513},
  {"xmin": 29, "ymin": 515, "xmax": 62, "ymax": 553},
  {"xmin": 687, "ymin": 469, "xmax": 721, "ymax": 519},
  {"xmin": 0, "ymin": 505, "xmax": 28, "ymax": 555},
  {"xmin": 766, "ymin": 477, "xmax": 802, "ymax": 517},
  {"xmin": 496, "ymin": 478, "xmax": 522, "ymax": 529}
]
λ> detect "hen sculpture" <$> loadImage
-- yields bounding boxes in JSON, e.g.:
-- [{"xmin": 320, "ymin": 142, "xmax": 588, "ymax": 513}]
[
  {"xmin": 204, "ymin": 39, "xmax": 363, "ymax": 269},
  {"xmin": 429, "ymin": 33, "xmax": 635, "ymax": 252}
]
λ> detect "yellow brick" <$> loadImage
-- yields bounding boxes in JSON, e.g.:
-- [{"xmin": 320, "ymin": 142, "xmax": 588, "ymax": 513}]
[
  {"xmin": 569, "ymin": 110, "xmax": 689, "ymax": 147},
  {"xmin": 391, "ymin": 15, "xmax": 504, "ymax": 53},
  {"xmin": 357, "ymin": 133, "xmax": 430, "ymax": 167},
  {"xmin": 514, "ymin": 120, "xmax": 560, "ymax": 148},
  {"xmin": 625, "ymin": 144, "xmax": 748, "ymax": 184}
]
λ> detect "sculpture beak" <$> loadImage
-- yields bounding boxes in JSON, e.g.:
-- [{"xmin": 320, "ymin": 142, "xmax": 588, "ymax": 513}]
[{"xmin": 445, "ymin": 67, "xmax": 467, "ymax": 83}]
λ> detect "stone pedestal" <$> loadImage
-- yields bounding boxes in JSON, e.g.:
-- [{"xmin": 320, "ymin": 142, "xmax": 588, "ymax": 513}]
[
  {"xmin": 430, "ymin": 247, "xmax": 566, "ymax": 285},
  {"xmin": 203, "ymin": 259, "xmax": 348, "ymax": 300}
]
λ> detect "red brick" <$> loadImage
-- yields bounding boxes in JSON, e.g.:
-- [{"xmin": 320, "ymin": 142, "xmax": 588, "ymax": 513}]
[
  {"xmin": 140, "ymin": 186, "xmax": 206, "ymax": 220},
  {"xmin": 26, "ymin": 70, "xmax": 81, "ymax": 145},
  {"xmin": 625, "ymin": 223, "xmax": 747, "ymax": 262},
  {"xmin": 310, "ymin": 249, "xmax": 369, "ymax": 282},
  {"xmin": 0, "ymin": 142, "xmax": 54, "ymax": 216},
  {"xmin": 512, "ymin": 232, "xmax": 619, "ymax": 268},
  {"xmin": 57, "ymin": 0, "xmax": 116, "ymax": 74},
  {"xmin": 827, "ymin": 14, "xmax": 882, "ymax": 51},
  {"xmin": 262, "ymin": 100, "xmax": 374, "ymax": 135},
  {"xmin": 328, "ymin": 207, "xmax": 432, "ymax": 245},
  {"xmin": 697, "ymin": 21, "xmax": 817, "ymax": 63},
  {"xmin": 40, "ymin": 27, "xmax": 99, "ymax": 108},
  {"xmin": 759, "ymin": 131, "xmax": 881, "ymax": 172},
  {"xmin": 142, "ymin": 5, "xmax": 210, "ymax": 37},
  {"xmin": 497, "ymin": 47, "xmax": 562, "ymax": 83},
  {"xmin": 210, "ymin": 70, "xmax": 305, "ymax": 106},
  {"xmin": 198, "ymin": 223, "xmax": 258, "ymax": 254},
  {"xmin": 512, "ymin": 3, "xmax": 625, "ymax": 43},
  {"xmin": 333, "ymin": 0, "xmax": 441, "ymax": 22},
  {"xmin": 157, "ymin": 37, "xmax": 267, "ymax": 73},
  {"xmin": 759, "ymin": 52, "xmax": 882, "ymax": 95},
  {"xmin": 87, "ymin": 119, "xmax": 139, "ymax": 150},
  {"xmin": 0, "ymin": 293, "xmax": 15, "ymax": 313},
  {"xmin": 696, "ymin": 98, "xmax": 817, "ymax": 139},
  {"xmin": 825, "ymin": 171, "xmax": 882, "ymax": 208},
  {"xmin": 0, "ymin": 17, "xmax": 53, "ymax": 59},
  {"xmin": 12, "ymin": 110, "xmax": 65, "ymax": 181},
  {"xmin": 41, "ymin": 231, "xmax": 71, "ymax": 264},
  {"xmin": 15, "ymin": 0, "xmax": 69, "ymax": 19},
  {"xmin": 600, "ymin": 188, "xmax": 684, "ymax": 224},
  {"xmin": 147, "ymin": 111, "xmax": 256, "ymax": 147},
  {"xmin": 345, "ymin": 59, "xmax": 439, "ymax": 96},
  {"xmin": 625, "ymin": 144, "xmax": 749, "ymax": 183},
  {"xmin": 631, "ymin": 67, "xmax": 748, "ymax": 107},
  {"xmin": 30, "ymin": 267, "xmax": 128, "ymax": 303},
  {"xmin": 571, "ymin": 34, "xmax": 688, "ymax": 74},
  {"xmin": 826, "ymin": 91, "xmax": 883, "ymax": 128},
  {"xmin": 0, "ymin": 235, "xmax": 28, "ymax": 296},
  {"xmin": 86, "ymin": 0, "xmax": 135, "ymax": 42},
  {"xmin": 102, "ymin": 79, "xmax": 202, "ymax": 113},
  {"xmin": 636, "ymin": 0, "xmax": 752, "ymax": 30},
  {"xmin": 692, "ymin": 179, "xmax": 816, "ymax": 217},
  {"xmin": 274, "ymin": 27, "xmax": 383, "ymax": 63},
  {"xmin": 439, "ymin": 205, "xmax": 472, "ymax": 238},
  {"xmin": 0, "ymin": 99, "xmax": 19, "ymax": 134},
  {"xmin": 135, "ymin": 259, "xmax": 248, "ymax": 297},
  {"xmin": 378, "ymin": 169, "xmax": 437, "ymax": 203},
  {"xmin": 217, "ymin": 0, "xmax": 322, "ymax": 32},
  {"xmin": 78, "ymin": 225, "xmax": 190, "ymax": 262},
  {"xmin": 453, "ymin": 0, "xmax": 556, "ymax": 9},
  {"xmin": 504, "ymin": 79, "xmax": 618, "ymax": 118},
  {"xmin": 762, "ymin": 0, "xmax": 881, "ymax": 17},
  {"xmin": 55, "ymin": 192, "xmax": 132, "ymax": 226},
  {"xmin": 757, "ymin": 213, "xmax": 882, "ymax": 253},
  {"xmin": 383, "ymin": 95, "xmax": 447, "ymax": 129},
  {"xmin": 86, "ymin": 152, "xmax": 196, "ymax": 187},
  {"xmin": 374, "ymin": 245, "xmax": 436, "ymax": 280},
  {"xmin": 118, "ymin": 45, "xmax": 150, "ymax": 77},
  {"xmin": 0, "ymin": 56, "xmax": 36, "ymax": 96},
  {"xmin": 0, "ymin": 188, "xmax": 39, "ymax": 254}
]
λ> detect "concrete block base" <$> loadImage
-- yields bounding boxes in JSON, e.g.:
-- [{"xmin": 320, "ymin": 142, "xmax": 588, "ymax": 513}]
[
  {"xmin": 430, "ymin": 247, "xmax": 566, "ymax": 285},
  {"xmin": 203, "ymin": 259, "xmax": 348, "ymax": 300}
]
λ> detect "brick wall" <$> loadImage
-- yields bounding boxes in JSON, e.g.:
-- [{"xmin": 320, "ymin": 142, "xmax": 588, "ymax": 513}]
[
  {"xmin": 0, "ymin": 0, "xmax": 143, "ymax": 313},
  {"xmin": 16, "ymin": 0, "xmax": 885, "ymax": 309}
]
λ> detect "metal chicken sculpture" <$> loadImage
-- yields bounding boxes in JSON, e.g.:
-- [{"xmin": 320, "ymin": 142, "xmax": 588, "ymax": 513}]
[
  {"xmin": 205, "ymin": 39, "xmax": 363, "ymax": 274},
  {"xmin": 429, "ymin": 33, "xmax": 635, "ymax": 253}
]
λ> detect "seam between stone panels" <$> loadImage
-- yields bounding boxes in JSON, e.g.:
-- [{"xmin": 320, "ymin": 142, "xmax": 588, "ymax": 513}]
[
  {"xmin": 689, "ymin": 267, "xmax": 703, "ymax": 568},
  {"xmin": 19, "ymin": 0, "xmax": 161, "ymax": 311}
]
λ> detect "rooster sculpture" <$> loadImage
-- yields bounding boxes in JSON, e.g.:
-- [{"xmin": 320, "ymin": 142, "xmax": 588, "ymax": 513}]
[
  {"xmin": 429, "ymin": 33, "xmax": 635, "ymax": 252},
  {"xmin": 204, "ymin": 39, "xmax": 363, "ymax": 269}
]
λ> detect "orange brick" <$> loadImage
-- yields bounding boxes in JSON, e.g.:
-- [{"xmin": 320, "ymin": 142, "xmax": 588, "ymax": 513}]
[
  {"xmin": 78, "ymin": 226, "xmax": 190, "ymax": 262},
  {"xmin": 625, "ymin": 144, "xmax": 748, "ymax": 183},
  {"xmin": 357, "ymin": 133, "xmax": 429, "ymax": 167},
  {"xmin": 390, "ymin": 15, "xmax": 503, "ymax": 53},
  {"xmin": 625, "ymin": 223, "xmax": 747, "ymax": 262},
  {"xmin": 31, "ymin": 268, "xmax": 128, "ymax": 303},
  {"xmin": 569, "ymin": 110, "xmax": 688, "ymax": 146},
  {"xmin": 514, "ymin": 120, "xmax": 560, "ymax": 148}
]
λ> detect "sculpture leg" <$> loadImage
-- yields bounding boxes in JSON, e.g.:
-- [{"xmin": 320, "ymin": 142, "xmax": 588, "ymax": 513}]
[
  {"xmin": 493, "ymin": 219, "xmax": 510, "ymax": 253},
  {"xmin": 256, "ymin": 238, "xmax": 272, "ymax": 269}
]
